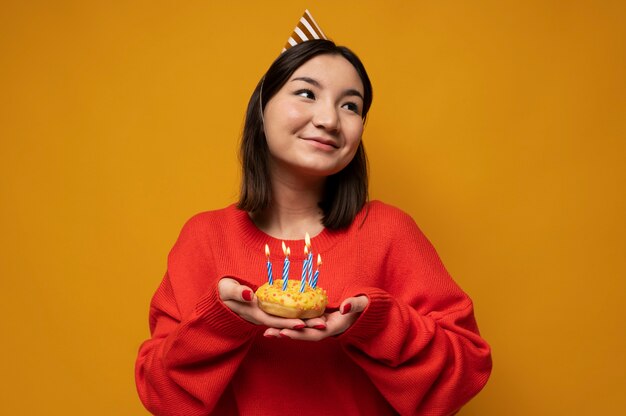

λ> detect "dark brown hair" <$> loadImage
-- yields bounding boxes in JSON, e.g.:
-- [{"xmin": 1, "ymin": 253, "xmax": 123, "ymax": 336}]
[{"xmin": 237, "ymin": 39, "xmax": 373, "ymax": 229}]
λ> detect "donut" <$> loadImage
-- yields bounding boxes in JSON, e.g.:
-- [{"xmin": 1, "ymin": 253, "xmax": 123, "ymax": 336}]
[{"xmin": 255, "ymin": 279, "xmax": 328, "ymax": 319}]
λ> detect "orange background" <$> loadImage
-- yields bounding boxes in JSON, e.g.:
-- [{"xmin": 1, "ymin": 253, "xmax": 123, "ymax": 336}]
[{"xmin": 1, "ymin": 1, "xmax": 625, "ymax": 414}]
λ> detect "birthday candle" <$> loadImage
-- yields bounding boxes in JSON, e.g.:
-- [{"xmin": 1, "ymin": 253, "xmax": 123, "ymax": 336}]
[
  {"xmin": 311, "ymin": 254, "xmax": 322, "ymax": 289},
  {"xmin": 265, "ymin": 244, "xmax": 273, "ymax": 285},
  {"xmin": 307, "ymin": 252, "xmax": 313, "ymax": 285},
  {"xmin": 281, "ymin": 242, "xmax": 290, "ymax": 291},
  {"xmin": 300, "ymin": 245, "xmax": 309, "ymax": 292},
  {"xmin": 305, "ymin": 233, "xmax": 313, "ymax": 285}
]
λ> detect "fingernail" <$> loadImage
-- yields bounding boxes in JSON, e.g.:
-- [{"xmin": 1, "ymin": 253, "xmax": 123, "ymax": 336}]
[
  {"xmin": 342, "ymin": 303, "xmax": 352, "ymax": 314},
  {"xmin": 293, "ymin": 324, "xmax": 305, "ymax": 330},
  {"xmin": 313, "ymin": 324, "xmax": 326, "ymax": 330},
  {"xmin": 279, "ymin": 333, "xmax": 291, "ymax": 339},
  {"xmin": 264, "ymin": 333, "xmax": 274, "ymax": 338},
  {"xmin": 242, "ymin": 290, "xmax": 253, "ymax": 301}
]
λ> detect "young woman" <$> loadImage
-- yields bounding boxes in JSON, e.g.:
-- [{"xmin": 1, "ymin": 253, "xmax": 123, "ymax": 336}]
[{"xmin": 135, "ymin": 39, "xmax": 492, "ymax": 416}]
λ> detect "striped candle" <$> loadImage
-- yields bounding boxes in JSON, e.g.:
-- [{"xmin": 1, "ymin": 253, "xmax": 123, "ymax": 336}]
[
  {"xmin": 306, "ymin": 251, "xmax": 313, "ymax": 285},
  {"xmin": 311, "ymin": 254, "xmax": 322, "ymax": 289},
  {"xmin": 265, "ymin": 244, "xmax": 273, "ymax": 285},
  {"xmin": 300, "ymin": 246, "xmax": 309, "ymax": 292},
  {"xmin": 304, "ymin": 232, "xmax": 313, "ymax": 285},
  {"xmin": 281, "ymin": 242, "xmax": 290, "ymax": 291}
]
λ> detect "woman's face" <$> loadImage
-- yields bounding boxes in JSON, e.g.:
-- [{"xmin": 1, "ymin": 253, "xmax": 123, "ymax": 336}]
[{"xmin": 263, "ymin": 54, "xmax": 365, "ymax": 180}]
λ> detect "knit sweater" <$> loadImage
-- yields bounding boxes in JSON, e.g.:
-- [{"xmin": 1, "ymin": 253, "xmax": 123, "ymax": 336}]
[{"xmin": 135, "ymin": 201, "xmax": 492, "ymax": 416}]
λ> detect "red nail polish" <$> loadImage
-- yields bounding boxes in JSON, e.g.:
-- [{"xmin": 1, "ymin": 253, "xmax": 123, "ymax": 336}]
[
  {"xmin": 293, "ymin": 324, "xmax": 305, "ymax": 330},
  {"xmin": 242, "ymin": 290, "xmax": 253, "ymax": 301},
  {"xmin": 279, "ymin": 333, "xmax": 290, "ymax": 339},
  {"xmin": 313, "ymin": 324, "xmax": 326, "ymax": 330},
  {"xmin": 342, "ymin": 303, "xmax": 352, "ymax": 314}
]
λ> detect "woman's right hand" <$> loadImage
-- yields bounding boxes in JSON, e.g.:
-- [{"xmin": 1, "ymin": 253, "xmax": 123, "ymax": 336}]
[{"xmin": 218, "ymin": 277, "xmax": 306, "ymax": 330}]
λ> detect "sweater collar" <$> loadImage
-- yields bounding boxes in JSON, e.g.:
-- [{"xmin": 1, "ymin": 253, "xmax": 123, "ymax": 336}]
[{"xmin": 228, "ymin": 204, "xmax": 350, "ymax": 261}]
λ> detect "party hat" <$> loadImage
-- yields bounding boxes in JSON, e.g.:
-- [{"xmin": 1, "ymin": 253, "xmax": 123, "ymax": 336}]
[{"xmin": 282, "ymin": 9, "xmax": 327, "ymax": 53}]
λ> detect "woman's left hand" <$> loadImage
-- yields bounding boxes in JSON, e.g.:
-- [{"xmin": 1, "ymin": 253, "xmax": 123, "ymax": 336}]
[{"xmin": 263, "ymin": 295, "xmax": 369, "ymax": 341}]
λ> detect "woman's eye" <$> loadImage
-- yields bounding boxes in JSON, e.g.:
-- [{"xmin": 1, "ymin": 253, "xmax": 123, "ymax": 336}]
[
  {"xmin": 342, "ymin": 102, "xmax": 360, "ymax": 114},
  {"xmin": 296, "ymin": 89, "xmax": 315, "ymax": 99}
]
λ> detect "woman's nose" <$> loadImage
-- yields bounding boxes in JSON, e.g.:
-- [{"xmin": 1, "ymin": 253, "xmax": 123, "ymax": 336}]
[{"xmin": 312, "ymin": 102, "xmax": 339, "ymax": 132}]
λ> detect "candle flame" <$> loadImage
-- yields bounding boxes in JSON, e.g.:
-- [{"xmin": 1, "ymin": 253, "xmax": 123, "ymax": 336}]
[
  {"xmin": 304, "ymin": 245, "xmax": 309, "ymax": 255},
  {"xmin": 287, "ymin": 247, "xmax": 291, "ymax": 256},
  {"xmin": 282, "ymin": 241, "xmax": 287, "ymax": 255},
  {"xmin": 317, "ymin": 254, "xmax": 322, "ymax": 267},
  {"xmin": 305, "ymin": 232, "xmax": 311, "ymax": 248},
  {"xmin": 265, "ymin": 244, "xmax": 270, "ymax": 258}
]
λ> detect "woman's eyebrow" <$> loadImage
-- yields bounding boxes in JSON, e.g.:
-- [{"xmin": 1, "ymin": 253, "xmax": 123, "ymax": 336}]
[
  {"xmin": 291, "ymin": 76, "xmax": 321, "ymax": 87},
  {"xmin": 291, "ymin": 77, "xmax": 364, "ymax": 101},
  {"xmin": 344, "ymin": 89, "xmax": 364, "ymax": 101}
]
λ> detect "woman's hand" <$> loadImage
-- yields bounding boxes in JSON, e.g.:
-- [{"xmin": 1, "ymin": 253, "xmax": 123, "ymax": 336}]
[
  {"xmin": 262, "ymin": 295, "xmax": 369, "ymax": 341},
  {"xmin": 218, "ymin": 277, "xmax": 306, "ymax": 330}
]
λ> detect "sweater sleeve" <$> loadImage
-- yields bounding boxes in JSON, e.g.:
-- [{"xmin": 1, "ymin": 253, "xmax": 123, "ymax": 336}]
[
  {"xmin": 135, "ymin": 216, "xmax": 259, "ymax": 416},
  {"xmin": 339, "ymin": 212, "xmax": 492, "ymax": 416}
]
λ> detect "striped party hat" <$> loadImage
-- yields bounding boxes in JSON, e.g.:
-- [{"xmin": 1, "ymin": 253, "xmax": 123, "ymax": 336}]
[{"xmin": 282, "ymin": 9, "xmax": 327, "ymax": 53}]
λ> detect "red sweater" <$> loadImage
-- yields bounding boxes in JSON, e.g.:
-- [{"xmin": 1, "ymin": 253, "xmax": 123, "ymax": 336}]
[{"xmin": 135, "ymin": 201, "xmax": 492, "ymax": 415}]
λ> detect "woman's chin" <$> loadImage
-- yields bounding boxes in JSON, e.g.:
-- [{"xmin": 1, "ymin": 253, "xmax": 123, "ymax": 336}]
[{"xmin": 274, "ymin": 158, "xmax": 348, "ymax": 179}]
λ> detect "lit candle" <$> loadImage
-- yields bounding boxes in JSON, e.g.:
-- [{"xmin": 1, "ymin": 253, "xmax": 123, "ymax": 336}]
[
  {"xmin": 311, "ymin": 254, "xmax": 322, "ymax": 289},
  {"xmin": 265, "ymin": 244, "xmax": 273, "ymax": 285},
  {"xmin": 305, "ymin": 232, "xmax": 313, "ymax": 285},
  {"xmin": 300, "ymin": 245, "xmax": 309, "ymax": 292},
  {"xmin": 281, "ymin": 242, "xmax": 290, "ymax": 291}
]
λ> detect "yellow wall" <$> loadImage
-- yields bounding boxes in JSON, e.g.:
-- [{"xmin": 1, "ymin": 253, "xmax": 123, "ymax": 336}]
[{"xmin": 1, "ymin": 1, "xmax": 624, "ymax": 414}]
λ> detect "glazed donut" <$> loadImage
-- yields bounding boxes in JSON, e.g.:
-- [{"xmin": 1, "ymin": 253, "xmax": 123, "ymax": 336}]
[{"xmin": 255, "ymin": 279, "xmax": 328, "ymax": 319}]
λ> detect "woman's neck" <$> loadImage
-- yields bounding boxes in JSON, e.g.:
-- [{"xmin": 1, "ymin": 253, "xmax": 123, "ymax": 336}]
[{"xmin": 251, "ymin": 172, "xmax": 326, "ymax": 240}]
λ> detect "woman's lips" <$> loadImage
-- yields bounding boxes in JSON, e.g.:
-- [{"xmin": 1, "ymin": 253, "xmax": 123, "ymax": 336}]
[{"xmin": 303, "ymin": 136, "xmax": 339, "ymax": 149}]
